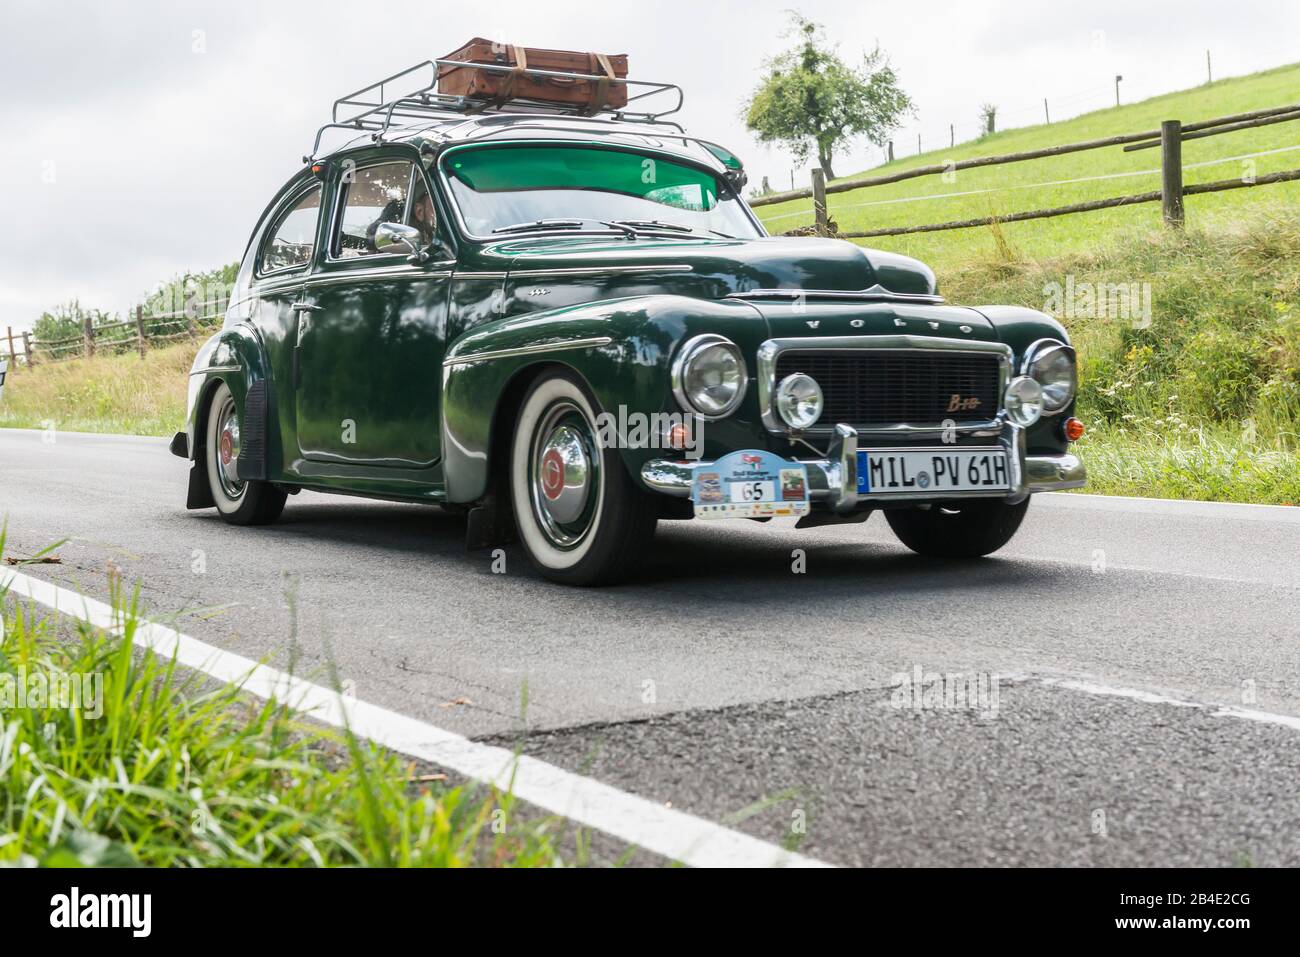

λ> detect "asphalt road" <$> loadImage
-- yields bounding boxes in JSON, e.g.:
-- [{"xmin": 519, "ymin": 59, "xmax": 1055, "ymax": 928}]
[{"xmin": 3, "ymin": 427, "xmax": 1298, "ymax": 866}]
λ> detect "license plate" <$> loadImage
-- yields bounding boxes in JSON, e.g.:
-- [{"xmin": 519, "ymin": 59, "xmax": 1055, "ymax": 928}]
[{"xmin": 857, "ymin": 448, "xmax": 1009, "ymax": 495}]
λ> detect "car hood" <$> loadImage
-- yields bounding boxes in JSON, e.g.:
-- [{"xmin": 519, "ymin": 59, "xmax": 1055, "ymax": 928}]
[
  {"xmin": 491, "ymin": 235, "xmax": 938, "ymax": 297},
  {"xmin": 486, "ymin": 234, "xmax": 998, "ymax": 342}
]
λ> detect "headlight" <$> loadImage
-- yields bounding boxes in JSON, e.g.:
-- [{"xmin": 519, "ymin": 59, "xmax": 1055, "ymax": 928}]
[
  {"xmin": 775, "ymin": 373, "xmax": 823, "ymax": 429},
  {"xmin": 672, "ymin": 335, "xmax": 746, "ymax": 418},
  {"xmin": 1004, "ymin": 376, "xmax": 1043, "ymax": 427},
  {"xmin": 1024, "ymin": 340, "xmax": 1077, "ymax": 414}
]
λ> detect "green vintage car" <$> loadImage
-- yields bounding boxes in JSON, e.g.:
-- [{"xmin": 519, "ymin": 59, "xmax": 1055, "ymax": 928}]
[{"xmin": 171, "ymin": 62, "xmax": 1085, "ymax": 585}]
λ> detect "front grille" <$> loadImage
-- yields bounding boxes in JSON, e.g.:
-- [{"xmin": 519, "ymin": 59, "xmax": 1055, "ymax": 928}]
[{"xmin": 773, "ymin": 349, "xmax": 1002, "ymax": 427}]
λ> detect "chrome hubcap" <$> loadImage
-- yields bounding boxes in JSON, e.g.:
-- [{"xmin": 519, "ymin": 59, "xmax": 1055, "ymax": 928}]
[
  {"xmin": 215, "ymin": 398, "xmax": 245, "ymax": 499},
  {"xmin": 530, "ymin": 403, "xmax": 599, "ymax": 548}
]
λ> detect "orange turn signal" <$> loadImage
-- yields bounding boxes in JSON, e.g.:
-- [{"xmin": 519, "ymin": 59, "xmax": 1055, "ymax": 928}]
[
  {"xmin": 666, "ymin": 424, "xmax": 691, "ymax": 450},
  {"xmin": 1063, "ymin": 417, "xmax": 1085, "ymax": 442}
]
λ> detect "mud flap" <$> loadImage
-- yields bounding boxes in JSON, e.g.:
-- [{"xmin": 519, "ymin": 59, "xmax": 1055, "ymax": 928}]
[
  {"xmin": 235, "ymin": 380, "xmax": 268, "ymax": 482},
  {"xmin": 186, "ymin": 461, "xmax": 216, "ymax": 510},
  {"xmin": 465, "ymin": 492, "xmax": 517, "ymax": 551},
  {"xmin": 795, "ymin": 508, "xmax": 873, "ymax": 530}
]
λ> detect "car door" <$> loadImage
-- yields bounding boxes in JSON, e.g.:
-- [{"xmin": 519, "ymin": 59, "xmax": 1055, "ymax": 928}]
[
  {"xmin": 246, "ymin": 181, "xmax": 323, "ymax": 466},
  {"xmin": 294, "ymin": 153, "xmax": 453, "ymax": 468}
]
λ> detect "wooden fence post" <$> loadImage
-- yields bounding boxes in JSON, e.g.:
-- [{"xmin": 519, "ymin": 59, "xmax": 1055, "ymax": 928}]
[
  {"xmin": 22, "ymin": 331, "xmax": 33, "ymax": 367},
  {"xmin": 811, "ymin": 169, "xmax": 829, "ymax": 235},
  {"xmin": 887, "ymin": 141, "xmax": 894, "ymax": 162},
  {"xmin": 82, "ymin": 315, "xmax": 95, "ymax": 358},
  {"xmin": 1160, "ymin": 119, "xmax": 1185, "ymax": 228},
  {"xmin": 5, "ymin": 327, "xmax": 14, "ymax": 366},
  {"xmin": 136, "ymin": 305, "xmax": 147, "ymax": 358}
]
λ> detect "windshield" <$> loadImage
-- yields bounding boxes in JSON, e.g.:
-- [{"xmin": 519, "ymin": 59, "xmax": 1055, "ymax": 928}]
[{"xmin": 442, "ymin": 144, "xmax": 761, "ymax": 239}]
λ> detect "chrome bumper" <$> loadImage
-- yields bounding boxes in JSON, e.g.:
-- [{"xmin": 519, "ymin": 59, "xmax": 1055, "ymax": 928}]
[{"xmin": 640, "ymin": 423, "xmax": 1085, "ymax": 511}]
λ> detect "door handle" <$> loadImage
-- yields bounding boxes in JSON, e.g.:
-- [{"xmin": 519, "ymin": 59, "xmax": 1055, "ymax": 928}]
[{"xmin": 291, "ymin": 302, "xmax": 322, "ymax": 312}]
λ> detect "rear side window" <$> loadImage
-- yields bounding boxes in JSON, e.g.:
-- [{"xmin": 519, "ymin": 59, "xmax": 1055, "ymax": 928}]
[{"xmin": 259, "ymin": 186, "xmax": 321, "ymax": 275}]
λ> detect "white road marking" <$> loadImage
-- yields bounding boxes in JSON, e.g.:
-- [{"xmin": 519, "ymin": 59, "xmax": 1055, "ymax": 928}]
[
  {"xmin": 0, "ymin": 568, "xmax": 828, "ymax": 869},
  {"xmin": 1037, "ymin": 676, "xmax": 1300, "ymax": 733}
]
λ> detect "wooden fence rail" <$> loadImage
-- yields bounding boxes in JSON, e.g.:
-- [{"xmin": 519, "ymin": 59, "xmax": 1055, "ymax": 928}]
[
  {"xmin": 0, "ymin": 300, "xmax": 225, "ymax": 371},
  {"xmin": 750, "ymin": 102, "xmax": 1300, "ymax": 237}
]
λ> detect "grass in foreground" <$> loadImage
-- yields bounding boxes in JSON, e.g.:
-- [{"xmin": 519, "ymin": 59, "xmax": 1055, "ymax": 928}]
[{"xmin": 0, "ymin": 568, "xmax": 566, "ymax": 867}]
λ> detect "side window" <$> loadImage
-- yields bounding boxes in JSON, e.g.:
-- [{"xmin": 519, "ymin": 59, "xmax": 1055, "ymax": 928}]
[
  {"xmin": 334, "ymin": 161, "xmax": 414, "ymax": 258},
  {"xmin": 259, "ymin": 186, "xmax": 321, "ymax": 275},
  {"xmin": 406, "ymin": 171, "xmax": 437, "ymax": 248}
]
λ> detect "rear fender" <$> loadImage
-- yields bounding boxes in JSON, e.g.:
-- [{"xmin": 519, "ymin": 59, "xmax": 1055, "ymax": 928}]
[{"xmin": 183, "ymin": 325, "xmax": 276, "ymax": 506}]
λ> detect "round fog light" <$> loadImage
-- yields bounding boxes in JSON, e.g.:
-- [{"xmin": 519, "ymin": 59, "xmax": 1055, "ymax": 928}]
[
  {"xmin": 1004, "ymin": 376, "xmax": 1043, "ymax": 427},
  {"xmin": 775, "ymin": 373, "xmax": 824, "ymax": 430}
]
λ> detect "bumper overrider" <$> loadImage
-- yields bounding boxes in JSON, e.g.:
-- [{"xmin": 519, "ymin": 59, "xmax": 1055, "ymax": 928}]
[{"xmin": 640, "ymin": 419, "xmax": 1086, "ymax": 512}]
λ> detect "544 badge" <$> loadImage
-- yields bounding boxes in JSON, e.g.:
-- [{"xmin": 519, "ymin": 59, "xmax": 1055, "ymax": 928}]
[{"xmin": 691, "ymin": 450, "xmax": 810, "ymax": 519}]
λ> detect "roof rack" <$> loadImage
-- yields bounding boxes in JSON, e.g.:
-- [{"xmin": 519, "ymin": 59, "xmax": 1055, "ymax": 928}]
[{"xmin": 307, "ymin": 59, "xmax": 685, "ymax": 162}]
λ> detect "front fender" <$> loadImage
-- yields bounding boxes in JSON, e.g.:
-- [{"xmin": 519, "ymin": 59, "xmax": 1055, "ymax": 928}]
[
  {"xmin": 441, "ymin": 294, "xmax": 767, "ymax": 503},
  {"xmin": 971, "ymin": 305, "xmax": 1075, "ymax": 453}
]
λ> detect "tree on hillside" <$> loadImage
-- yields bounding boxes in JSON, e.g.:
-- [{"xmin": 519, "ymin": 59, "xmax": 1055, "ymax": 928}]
[
  {"xmin": 743, "ymin": 14, "xmax": 913, "ymax": 181},
  {"xmin": 979, "ymin": 103, "xmax": 998, "ymax": 137}
]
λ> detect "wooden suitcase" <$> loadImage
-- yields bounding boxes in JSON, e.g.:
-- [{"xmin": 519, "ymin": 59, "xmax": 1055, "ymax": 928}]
[{"xmin": 438, "ymin": 38, "xmax": 629, "ymax": 114}]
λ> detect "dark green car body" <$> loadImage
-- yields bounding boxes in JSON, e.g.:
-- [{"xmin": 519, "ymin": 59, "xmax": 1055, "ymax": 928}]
[{"xmin": 176, "ymin": 116, "xmax": 1084, "ymax": 554}]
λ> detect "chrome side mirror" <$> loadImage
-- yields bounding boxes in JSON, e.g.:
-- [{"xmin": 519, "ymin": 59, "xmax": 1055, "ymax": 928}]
[{"xmin": 374, "ymin": 222, "xmax": 428, "ymax": 263}]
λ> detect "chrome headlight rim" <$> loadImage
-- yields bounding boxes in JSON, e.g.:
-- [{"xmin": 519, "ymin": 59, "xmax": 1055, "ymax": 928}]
[
  {"xmin": 1021, "ymin": 338, "xmax": 1077, "ymax": 416},
  {"xmin": 1004, "ymin": 375, "xmax": 1044, "ymax": 427},
  {"xmin": 671, "ymin": 334, "xmax": 748, "ymax": 420},
  {"xmin": 775, "ymin": 372, "xmax": 824, "ymax": 430}
]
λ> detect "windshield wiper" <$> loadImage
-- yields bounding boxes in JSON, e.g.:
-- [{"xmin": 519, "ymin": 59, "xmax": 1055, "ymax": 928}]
[
  {"xmin": 598, "ymin": 220, "xmax": 639, "ymax": 239},
  {"xmin": 607, "ymin": 220, "xmax": 738, "ymax": 240},
  {"xmin": 491, "ymin": 219, "xmax": 585, "ymax": 234},
  {"xmin": 607, "ymin": 219, "xmax": 692, "ymax": 233}
]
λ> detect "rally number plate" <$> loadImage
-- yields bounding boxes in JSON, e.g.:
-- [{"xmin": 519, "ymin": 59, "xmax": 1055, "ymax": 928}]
[{"xmin": 693, "ymin": 450, "xmax": 810, "ymax": 519}]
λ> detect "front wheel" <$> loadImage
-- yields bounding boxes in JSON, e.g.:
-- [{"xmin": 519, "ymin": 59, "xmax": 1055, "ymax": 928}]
[
  {"xmin": 885, "ymin": 497, "xmax": 1029, "ymax": 558},
  {"xmin": 205, "ymin": 382, "xmax": 287, "ymax": 526},
  {"xmin": 509, "ymin": 371, "xmax": 656, "ymax": 585}
]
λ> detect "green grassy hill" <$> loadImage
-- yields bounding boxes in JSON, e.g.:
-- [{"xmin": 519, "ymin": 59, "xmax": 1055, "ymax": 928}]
[{"xmin": 755, "ymin": 62, "xmax": 1300, "ymax": 274}]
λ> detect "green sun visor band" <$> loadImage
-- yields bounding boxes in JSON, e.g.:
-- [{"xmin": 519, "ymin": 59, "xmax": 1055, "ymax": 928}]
[
  {"xmin": 443, "ymin": 145, "xmax": 721, "ymax": 211},
  {"xmin": 702, "ymin": 143, "xmax": 744, "ymax": 170}
]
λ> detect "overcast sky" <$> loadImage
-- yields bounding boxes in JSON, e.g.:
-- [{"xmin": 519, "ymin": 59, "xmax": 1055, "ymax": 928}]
[{"xmin": 1, "ymin": 0, "xmax": 1296, "ymax": 332}]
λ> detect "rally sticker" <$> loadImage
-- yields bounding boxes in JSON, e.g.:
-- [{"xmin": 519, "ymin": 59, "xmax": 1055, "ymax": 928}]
[{"xmin": 692, "ymin": 449, "xmax": 810, "ymax": 519}]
